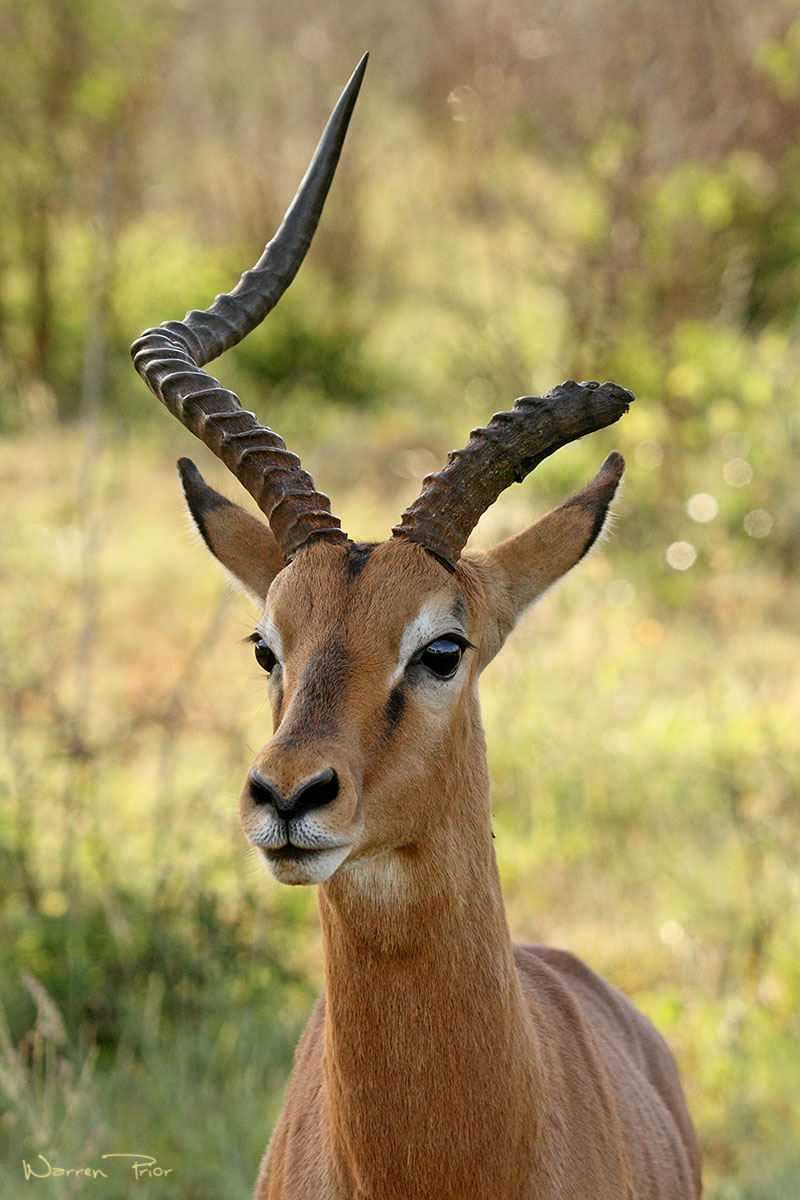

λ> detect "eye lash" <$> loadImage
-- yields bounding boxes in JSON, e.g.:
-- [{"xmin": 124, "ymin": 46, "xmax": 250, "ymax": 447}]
[
  {"xmin": 408, "ymin": 632, "xmax": 474, "ymax": 668},
  {"xmin": 243, "ymin": 631, "xmax": 261, "ymax": 646},
  {"xmin": 445, "ymin": 633, "xmax": 475, "ymax": 652}
]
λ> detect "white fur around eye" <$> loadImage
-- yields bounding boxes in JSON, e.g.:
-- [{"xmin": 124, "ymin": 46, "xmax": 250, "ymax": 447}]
[
  {"xmin": 257, "ymin": 615, "xmax": 284, "ymax": 665},
  {"xmin": 389, "ymin": 595, "xmax": 468, "ymax": 687}
]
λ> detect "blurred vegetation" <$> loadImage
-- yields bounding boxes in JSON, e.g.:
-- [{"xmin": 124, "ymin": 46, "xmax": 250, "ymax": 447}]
[{"xmin": 1, "ymin": 0, "xmax": 799, "ymax": 1195}]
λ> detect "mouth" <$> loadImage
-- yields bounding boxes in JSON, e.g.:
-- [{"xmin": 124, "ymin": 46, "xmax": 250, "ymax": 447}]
[
  {"xmin": 258, "ymin": 840, "xmax": 352, "ymax": 885},
  {"xmin": 264, "ymin": 842, "xmax": 319, "ymax": 863}
]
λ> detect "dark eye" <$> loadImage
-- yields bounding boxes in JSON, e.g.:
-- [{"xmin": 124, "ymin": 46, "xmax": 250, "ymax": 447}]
[
  {"xmin": 420, "ymin": 637, "xmax": 465, "ymax": 679},
  {"xmin": 254, "ymin": 639, "xmax": 277, "ymax": 674}
]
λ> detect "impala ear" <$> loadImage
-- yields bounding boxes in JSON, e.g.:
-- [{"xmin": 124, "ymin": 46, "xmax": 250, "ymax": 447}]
[
  {"xmin": 177, "ymin": 458, "xmax": 285, "ymax": 605},
  {"xmin": 479, "ymin": 452, "xmax": 624, "ymax": 655}
]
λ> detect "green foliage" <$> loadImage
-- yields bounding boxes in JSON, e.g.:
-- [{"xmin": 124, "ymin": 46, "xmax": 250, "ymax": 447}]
[
  {"xmin": 0, "ymin": 0, "xmax": 799, "ymax": 442},
  {"xmin": 1, "ymin": 1, "xmax": 800, "ymax": 1194},
  {"xmin": 2, "ymin": 427, "xmax": 799, "ymax": 1196},
  {"xmin": 230, "ymin": 272, "xmax": 393, "ymax": 409}
]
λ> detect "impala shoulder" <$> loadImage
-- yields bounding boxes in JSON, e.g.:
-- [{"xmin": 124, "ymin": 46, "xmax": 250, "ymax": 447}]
[{"xmin": 515, "ymin": 943, "xmax": 644, "ymax": 1042}]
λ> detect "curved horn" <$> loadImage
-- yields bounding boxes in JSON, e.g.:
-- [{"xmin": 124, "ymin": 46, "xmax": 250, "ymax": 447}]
[
  {"xmin": 131, "ymin": 53, "xmax": 369, "ymax": 562},
  {"xmin": 391, "ymin": 379, "xmax": 634, "ymax": 571}
]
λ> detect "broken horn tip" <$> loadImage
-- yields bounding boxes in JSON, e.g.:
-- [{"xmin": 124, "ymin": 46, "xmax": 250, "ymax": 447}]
[{"xmin": 601, "ymin": 380, "xmax": 636, "ymax": 406}]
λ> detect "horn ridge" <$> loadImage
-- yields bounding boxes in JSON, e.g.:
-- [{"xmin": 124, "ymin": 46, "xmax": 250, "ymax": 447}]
[
  {"xmin": 130, "ymin": 318, "xmax": 347, "ymax": 561},
  {"xmin": 392, "ymin": 379, "xmax": 634, "ymax": 570},
  {"xmin": 131, "ymin": 55, "xmax": 369, "ymax": 562}
]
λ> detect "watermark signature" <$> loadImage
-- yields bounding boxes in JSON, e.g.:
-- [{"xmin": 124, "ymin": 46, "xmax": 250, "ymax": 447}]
[{"xmin": 22, "ymin": 1154, "xmax": 173, "ymax": 1182}]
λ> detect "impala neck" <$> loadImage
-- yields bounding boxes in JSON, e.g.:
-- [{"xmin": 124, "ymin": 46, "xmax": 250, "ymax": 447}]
[{"xmin": 318, "ymin": 717, "xmax": 549, "ymax": 1199}]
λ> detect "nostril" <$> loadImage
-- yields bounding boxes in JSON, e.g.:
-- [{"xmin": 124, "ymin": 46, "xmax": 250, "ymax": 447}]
[
  {"xmin": 292, "ymin": 767, "xmax": 339, "ymax": 815},
  {"xmin": 246, "ymin": 767, "xmax": 340, "ymax": 820},
  {"xmin": 247, "ymin": 770, "xmax": 281, "ymax": 808}
]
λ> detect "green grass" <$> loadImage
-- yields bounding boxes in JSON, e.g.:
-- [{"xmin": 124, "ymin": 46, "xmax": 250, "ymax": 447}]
[{"xmin": 1, "ymin": 425, "xmax": 798, "ymax": 1197}]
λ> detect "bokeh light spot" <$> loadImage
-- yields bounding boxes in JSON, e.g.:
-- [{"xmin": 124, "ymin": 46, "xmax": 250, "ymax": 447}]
[
  {"xmin": 666, "ymin": 541, "xmax": 697, "ymax": 570},
  {"xmin": 687, "ymin": 493, "xmax": 718, "ymax": 522},
  {"xmin": 447, "ymin": 86, "xmax": 479, "ymax": 122},
  {"xmin": 464, "ymin": 377, "xmax": 497, "ymax": 410},
  {"xmin": 723, "ymin": 458, "xmax": 753, "ymax": 487},
  {"xmin": 634, "ymin": 440, "xmax": 664, "ymax": 469},
  {"xmin": 659, "ymin": 920, "xmax": 685, "ymax": 946},
  {"xmin": 744, "ymin": 509, "xmax": 772, "ymax": 538},
  {"xmin": 605, "ymin": 579, "xmax": 636, "ymax": 607}
]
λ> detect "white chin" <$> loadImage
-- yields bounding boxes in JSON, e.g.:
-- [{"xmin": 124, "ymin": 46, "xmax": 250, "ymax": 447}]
[{"xmin": 259, "ymin": 844, "xmax": 351, "ymax": 886}]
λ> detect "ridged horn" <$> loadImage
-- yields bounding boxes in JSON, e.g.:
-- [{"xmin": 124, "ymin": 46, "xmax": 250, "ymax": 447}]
[
  {"xmin": 130, "ymin": 53, "xmax": 369, "ymax": 562},
  {"xmin": 392, "ymin": 379, "xmax": 634, "ymax": 571}
]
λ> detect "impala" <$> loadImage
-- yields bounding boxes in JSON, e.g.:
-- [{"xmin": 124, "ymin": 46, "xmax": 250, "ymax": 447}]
[{"xmin": 132, "ymin": 55, "xmax": 701, "ymax": 1200}]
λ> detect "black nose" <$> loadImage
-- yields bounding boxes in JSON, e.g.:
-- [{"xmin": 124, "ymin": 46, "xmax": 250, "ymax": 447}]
[{"xmin": 247, "ymin": 767, "xmax": 340, "ymax": 821}]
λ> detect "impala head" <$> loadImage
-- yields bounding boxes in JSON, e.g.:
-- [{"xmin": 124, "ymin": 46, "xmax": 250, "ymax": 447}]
[{"xmin": 132, "ymin": 55, "xmax": 633, "ymax": 888}]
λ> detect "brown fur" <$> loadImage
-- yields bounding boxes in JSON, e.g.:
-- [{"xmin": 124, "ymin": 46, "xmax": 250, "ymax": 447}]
[{"xmin": 182, "ymin": 463, "xmax": 701, "ymax": 1200}]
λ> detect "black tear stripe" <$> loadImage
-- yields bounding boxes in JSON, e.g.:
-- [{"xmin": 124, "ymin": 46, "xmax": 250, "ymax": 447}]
[
  {"xmin": 344, "ymin": 541, "xmax": 377, "ymax": 581},
  {"xmin": 384, "ymin": 683, "xmax": 406, "ymax": 736}
]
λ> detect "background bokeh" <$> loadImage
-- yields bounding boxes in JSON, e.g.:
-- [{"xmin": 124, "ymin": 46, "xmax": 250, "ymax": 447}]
[{"xmin": 1, "ymin": 1, "xmax": 799, "ymax": 1195}]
